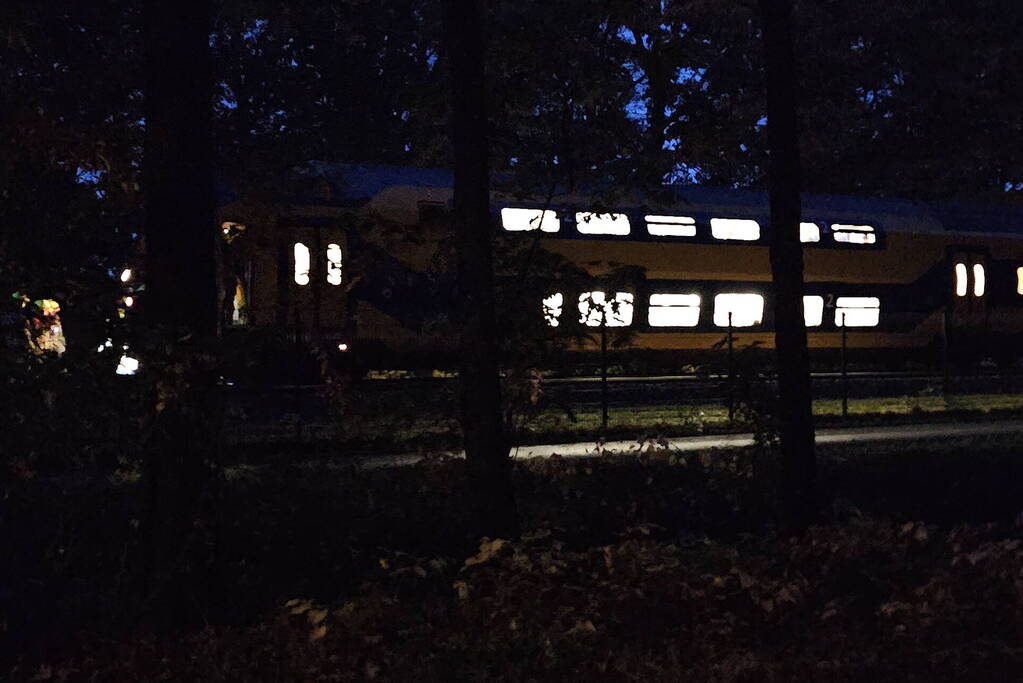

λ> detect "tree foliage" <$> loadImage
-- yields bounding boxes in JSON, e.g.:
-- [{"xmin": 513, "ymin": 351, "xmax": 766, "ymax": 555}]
[{"xmin": 7, "ymin": 0, "xmax": 1023, "ymax": 303}]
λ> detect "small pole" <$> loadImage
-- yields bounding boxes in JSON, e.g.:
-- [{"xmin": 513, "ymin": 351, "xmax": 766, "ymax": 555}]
[
  {"xmin": 840, "ymin": 312, "xmax": 848, "ymax": 418},
  {"xmin": 727, "ymin": 311, "xmax": 734, "ymax": 423},
  {"xmin": 600, "ymin": 309, "xmax": 609, "ymax": 431},
  {"xmin": 941, "ymin": 308, "xmax": 951, "ymax": 396}
]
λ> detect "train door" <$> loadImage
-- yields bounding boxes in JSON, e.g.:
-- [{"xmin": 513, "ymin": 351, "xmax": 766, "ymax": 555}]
[
  {"xmin": 310, "ymin": 223, "xmax": 349, "ymax": 344},
  {"xmin": 948, "ymin": 249, "xmax": 989, "ymax": 356}
]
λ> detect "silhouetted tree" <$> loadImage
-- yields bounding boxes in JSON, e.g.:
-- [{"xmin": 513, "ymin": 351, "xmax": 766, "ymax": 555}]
[
  {"xmin": 443, "ymin": 0, "xmax": 519, "ymax": 538},
  {"xmin": 759, "ymin": 0, "xmax": 815, "ymax": 527},
  {"xmin": 139, "ymin": 0, "xmax": 219, "ymax": 621},
  {"xmin": 0, "ymin": 2, "xmax": 142, "ymax": 323},
  {"xmin": 145, "ymin": 0, "xmax": 217, "ymax": 333}
]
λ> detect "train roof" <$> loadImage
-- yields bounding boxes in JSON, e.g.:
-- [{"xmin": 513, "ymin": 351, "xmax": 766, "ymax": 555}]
[{"xmin": 278, "ymin": 162, "xmax": 1023, "ymax": 237}]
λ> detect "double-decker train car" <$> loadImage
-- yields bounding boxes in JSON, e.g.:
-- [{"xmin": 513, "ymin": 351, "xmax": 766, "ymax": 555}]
[{"xmin": 218, "ymin": 163, "xmax": 1023, "ymax": 372}]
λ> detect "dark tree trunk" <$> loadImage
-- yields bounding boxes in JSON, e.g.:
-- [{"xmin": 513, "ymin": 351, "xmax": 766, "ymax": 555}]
[
  {"xmin": 443, "ymin": 0, "xmax": 519, "ymax": 538},
  {"xmin": 759, "ymin": 0, "xmax": 816, "ymax": 528},
  {"xmin": 139, "ymin": 0, "xmax": 219, "ymax": 623},
  {"xmin": 144, "ymin": 0, "xmax": 217, "ymax": 336}
]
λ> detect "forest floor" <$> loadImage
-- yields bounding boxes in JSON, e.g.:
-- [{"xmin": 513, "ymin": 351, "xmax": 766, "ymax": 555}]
[{"xmin": 7, "ymin": 431, "xmax": 1023, "ymax": 680}]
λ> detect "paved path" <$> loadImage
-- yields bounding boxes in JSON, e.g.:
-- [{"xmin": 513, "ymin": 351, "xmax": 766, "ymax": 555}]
[{"xmin": 357, "ymin": 419, "xmax": 1023, "ymax": 469}]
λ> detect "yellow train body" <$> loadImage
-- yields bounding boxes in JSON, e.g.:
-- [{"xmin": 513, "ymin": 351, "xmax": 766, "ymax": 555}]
[{"xmin": 220, "ymin": 164, "xmax": 1023, "ymax": 367}]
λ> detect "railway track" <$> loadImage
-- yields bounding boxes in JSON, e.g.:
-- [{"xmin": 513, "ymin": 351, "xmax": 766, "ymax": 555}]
[
  {"xmin": 222, "ymin": 370, "xmax": 1023, "ymax": 420},
  {"xmin": 540, "ymin": 371, "xmax": 1023, "ymax": 406}
]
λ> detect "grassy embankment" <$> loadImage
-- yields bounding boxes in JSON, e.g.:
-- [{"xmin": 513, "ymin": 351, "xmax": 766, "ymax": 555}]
[{"xmin": 235, "ymin": 391, "xmax": 1023, "ymax": 455}]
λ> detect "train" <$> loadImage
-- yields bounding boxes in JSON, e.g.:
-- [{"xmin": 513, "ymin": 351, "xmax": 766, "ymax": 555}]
[{"xmin": 217, "ymin": 162, "xmax": 1023, "ymax": 375}]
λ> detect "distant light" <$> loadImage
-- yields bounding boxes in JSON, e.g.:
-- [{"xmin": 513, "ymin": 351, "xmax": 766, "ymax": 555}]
[
  {"xmin": 221, "ymin": 222, "xmax": 247, "ymax": 243},
  {"xmin": 119, "ymin": 268, "xmax": 133, "ymax": 283},
  {"xmin": 116, "ymin": 354, "xmax": 140, "ymax": 375},
  {"xmin": 337, "ymin": 343, "xmax": 349, "ymax": 352},
  {"xmin": 973, "ymin": 263, "xmax": 986, "ymax": 297},
  {"xmin": 124, "ymin": 296, "xmax": 134, "ymax": 307}
]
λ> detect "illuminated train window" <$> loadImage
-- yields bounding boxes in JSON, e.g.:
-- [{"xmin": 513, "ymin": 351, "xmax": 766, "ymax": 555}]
[
  {"xmin": 803, "ymin": 295, "xmax": 824, "ymax": 327},
  {"xmin": 711, "ymin": 218, "xmax": 760, "ymax": 241},
  {"xmin": 973, "ymin": 263, "xmax": 985, "ymax": 297},
  {"xmin": 542, "ymin": 293, "xmax": 564, "ymax": 327},
  {"xmin": 578, "ymin": 291, "xmax": 634, "ymax": 327},
  {"xmin": 832, "ymin": 224, "xmax": 876, "ymax": 244},
  {"xmin": 1017, "ymin": 267, "xmax": 1023, "ymax": 295},
  {"xmin": 646, "ymin": 215, "xmax": 696, "ymax": 237},
  {"xmin": 648, "ymin": 293, "xmax": 701, "ymax": 327},
  {"xmin": 714, "ymin": 293, "xmax": 764, "ymax": 327},
  {"xmin": 954, "ymin": 262, "xmax": 968, "ymax": 297},
  {"xmin": 501, "ymin": 207, "xmax": 560, "ymax": 233},
  {"xmin": 576, "ymin": 212, "xmax": 631, "ymax": 236},
  {"xmin": 326, "ymin": 243, "xmax": 343, "ymax": 285},
  {"xmin": 293, "ymin": 243, "xmax": 310, "ymax": 286},
  {"xmin": 835, "ymin": 297, "xmax": 880, "ymax": 327},
  {"xmin": 800, "ymin": 222, "xmax": 821, "ymax": 243}
]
